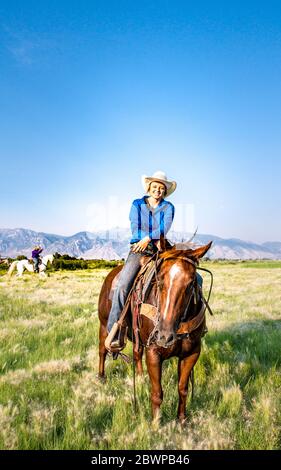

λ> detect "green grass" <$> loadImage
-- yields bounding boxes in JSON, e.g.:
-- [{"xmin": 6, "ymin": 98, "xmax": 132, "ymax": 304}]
[{"xmin": 0, "ymin": 263, "xmax": 280, "ymax": 449}]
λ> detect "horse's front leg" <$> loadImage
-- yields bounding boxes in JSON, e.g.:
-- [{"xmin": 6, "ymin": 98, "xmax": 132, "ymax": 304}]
[
  {"xmin": 145, "ymin": 348, "xmax": 163, "ymax": 423},
  {"xmin": 177, "ymin": 346, "xmax": 201, "ymax": 423},
  {"xmin": 133, "ymin": 344, "xmax": 144, "ymax": 376}
]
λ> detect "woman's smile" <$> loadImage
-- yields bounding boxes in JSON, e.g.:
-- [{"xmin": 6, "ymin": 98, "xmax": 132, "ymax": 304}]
[{"xmin": 150, "ymin": 182, "xmax": 166, "ymax": 198}]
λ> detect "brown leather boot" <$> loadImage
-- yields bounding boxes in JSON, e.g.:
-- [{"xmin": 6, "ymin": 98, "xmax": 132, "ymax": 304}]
[
  {"xmin": 105, "ymin": 323, "xmax": 127, "ymax": 352},
  {"xmin": 110, "ymin": 324, "xmax": 127, "ymax": 350}
]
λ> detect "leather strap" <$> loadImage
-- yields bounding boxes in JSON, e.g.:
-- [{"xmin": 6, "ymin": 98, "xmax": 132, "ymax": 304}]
[{"xmin": 177, "ymin": 301, "xmax": 206, "ymax": 335}]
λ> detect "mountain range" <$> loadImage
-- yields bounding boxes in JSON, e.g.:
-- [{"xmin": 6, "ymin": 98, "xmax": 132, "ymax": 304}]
[{"xmin": 0, "ymin": 227, "xmax": 280, "ymax": 260}]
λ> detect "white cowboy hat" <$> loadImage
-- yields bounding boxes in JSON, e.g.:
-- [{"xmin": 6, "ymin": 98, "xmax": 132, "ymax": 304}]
[{"xmin": 141, "ymin": 171, "xmax": 177, "ymax": 197}]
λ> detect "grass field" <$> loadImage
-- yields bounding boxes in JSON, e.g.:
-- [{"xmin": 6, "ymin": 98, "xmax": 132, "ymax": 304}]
[{"xmin": 0, "ymin": 262, "xmax": 280, "ymax": 450}]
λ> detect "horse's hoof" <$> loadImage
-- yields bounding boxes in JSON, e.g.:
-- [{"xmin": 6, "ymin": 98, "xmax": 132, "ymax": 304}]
[
  {"xmin": 152, "ymin": 417, "xmax": 160, "ymax": 430},
  {"xmin": 152, "ymin": 410, "xmax": 161, "ymax": 430},
  {"xmin": 96, "ymin": 374, "xmax": 106, "ymax": 383},
  {"xmin": 177, "ymin": 416, "xmax": 188, "ymax": 427}
]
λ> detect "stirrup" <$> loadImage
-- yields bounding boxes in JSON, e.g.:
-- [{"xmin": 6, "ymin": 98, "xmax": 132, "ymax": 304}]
[{"xmin": 105, "ymin": 322, "xmax": 127, "ymax": 353}]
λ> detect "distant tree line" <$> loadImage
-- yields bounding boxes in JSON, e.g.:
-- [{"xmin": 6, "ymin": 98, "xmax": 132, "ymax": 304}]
[
  {"xmin": 51, "ymin": 253, "xmax": 122, "ymax": 270},
  {"xmin": 0, "ymin": 252, "xmax": 123, "ymax": 272}
]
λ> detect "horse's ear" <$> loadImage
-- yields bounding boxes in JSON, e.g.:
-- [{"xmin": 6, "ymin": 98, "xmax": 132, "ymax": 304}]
[
  {"xmin": 158, "ymin": 235, "xmax": 174, "ymax": 252},
  {"xmin": 192, "ymin": 241, "xmax": 212, "ymax": 260}
]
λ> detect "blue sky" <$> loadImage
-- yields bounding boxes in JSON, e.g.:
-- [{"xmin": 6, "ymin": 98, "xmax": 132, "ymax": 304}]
[{"xmin": 0, "ymin": 0, "xmax": 280, "ymax": 243}]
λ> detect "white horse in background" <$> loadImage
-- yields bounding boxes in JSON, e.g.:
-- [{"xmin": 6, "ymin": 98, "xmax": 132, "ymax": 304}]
[{"xmin": 7, "ymin": 254, "xmax": 54, "ymax": 278}]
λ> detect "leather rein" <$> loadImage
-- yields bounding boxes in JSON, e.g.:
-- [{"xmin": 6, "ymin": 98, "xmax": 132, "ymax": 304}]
[{"xmin": 138, "ymin": 252, "xmax": 214, "ymax": 347}]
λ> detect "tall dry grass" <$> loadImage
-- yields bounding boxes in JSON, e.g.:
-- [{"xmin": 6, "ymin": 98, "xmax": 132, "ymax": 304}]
[{"xmin": 0, "ymin": 263, "xmax": 280, "ymax": 449}]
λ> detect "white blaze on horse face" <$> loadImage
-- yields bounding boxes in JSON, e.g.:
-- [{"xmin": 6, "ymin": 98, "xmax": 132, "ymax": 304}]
[{"xmin": 163, "ymin": 264, "xmax": 181, "ymax": 320}]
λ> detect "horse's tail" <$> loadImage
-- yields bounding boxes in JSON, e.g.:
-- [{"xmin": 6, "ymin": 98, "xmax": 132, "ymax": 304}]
[{"xmin": 7, "ymin": 261, "xmax": 17, "ymax": 277}]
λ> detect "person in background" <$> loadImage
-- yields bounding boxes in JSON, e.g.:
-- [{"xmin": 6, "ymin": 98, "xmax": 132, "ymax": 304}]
[{"xmin": 32, "ymin": 245, "xmax": 43, "ymax": 273}]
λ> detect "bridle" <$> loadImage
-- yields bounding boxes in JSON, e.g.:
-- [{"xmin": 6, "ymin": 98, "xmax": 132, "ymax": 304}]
[{"xmin": 144, "ymin": 252, "xmax": 213, "ymax": 347}]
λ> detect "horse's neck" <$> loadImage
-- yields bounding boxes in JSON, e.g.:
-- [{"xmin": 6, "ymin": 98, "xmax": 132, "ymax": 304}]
[{"xmin": 42, "ymin": 255, "xmax": 53, "ymax": 265}]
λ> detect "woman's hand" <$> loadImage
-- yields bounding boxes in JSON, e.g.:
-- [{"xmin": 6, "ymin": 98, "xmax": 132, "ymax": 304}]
[{"xmin": 131, "ymin": 236, "xmax": 151, "ymax": 253}]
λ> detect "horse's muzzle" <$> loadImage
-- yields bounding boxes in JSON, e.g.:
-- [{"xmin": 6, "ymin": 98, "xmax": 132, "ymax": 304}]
[{"xmin": 155, "ymin": 331, "xmax": 177, "ymax": 348}]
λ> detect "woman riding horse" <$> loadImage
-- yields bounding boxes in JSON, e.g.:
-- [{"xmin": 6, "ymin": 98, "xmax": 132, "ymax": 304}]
[
  {"xmin": 106, "ymin": 171, "xmax": 177, "ymax": 351},
  {"xmin": 105, "ymin": 170, "xmax": 203, "ymax": 351},
  {"xmin": 98, "ymin": 217, "xmax": 211, "ymax": 422},
  {"xmin": 32, "ymin": 245, "xmax": 43, "ymax": 273}
]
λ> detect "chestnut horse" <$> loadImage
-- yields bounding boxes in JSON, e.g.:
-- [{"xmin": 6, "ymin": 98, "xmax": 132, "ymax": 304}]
[{"xmin": 98, "ymin": 241, "xmax": 212, "ymax": 422}]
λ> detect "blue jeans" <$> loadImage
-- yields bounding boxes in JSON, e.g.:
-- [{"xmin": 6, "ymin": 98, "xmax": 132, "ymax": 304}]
[
  {"xmin": 33, "ymin": 257, "xmax": 39, "ymax": 272},
  {"xmin": 107, "ymin": 251, "xmax": 143, "ymax": 332},
  {"xmin": 196, "ymin": 272, "xmax": 203, "ymax": 287},
  {"xmin": 107, "ymin": 252, "xmax": 204, "ymax": 332}
]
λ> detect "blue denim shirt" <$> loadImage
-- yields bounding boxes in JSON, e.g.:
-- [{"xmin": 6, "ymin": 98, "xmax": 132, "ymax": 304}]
[{"xmin": 129, "ymin": 196, "xmax": 175, "ymax": 244}]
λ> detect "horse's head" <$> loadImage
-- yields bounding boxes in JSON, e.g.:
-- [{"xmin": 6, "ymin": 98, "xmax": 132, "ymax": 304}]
[
  {"xmin": 154, "ymin": 242, "xmax": 212, "ymax": 348},
  {"xmin": 42, "ymin": 254, "xmax": 54, "ymax": 265}
]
